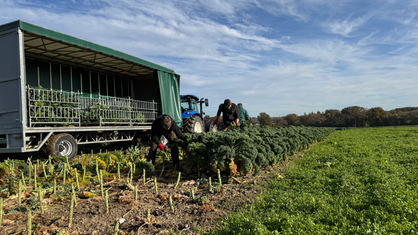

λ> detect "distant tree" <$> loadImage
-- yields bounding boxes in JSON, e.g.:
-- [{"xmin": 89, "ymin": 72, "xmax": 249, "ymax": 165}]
[
  {"xmin": 299, "ymin": 112, "xmax": 326, "ymax": 126},
  {"xmin": 272, "ymin": 117, "xmax": 288, "ymax": 127},
  {"xmin": 382, "ymin": 112, "xmax": 401, "ymax": 126},
  {"xmin": 284, "ymin": 114, "xmax": 299, "ymax": 126},
  {"xmin": 341, "ymin": 106, "xmax": 367, "ymax": 127},
  {"xmin": 323, "ymin": 109, "xmax": 342, "ymax": 127},
  {"xmin": 258, "ymin": 112, "xmax": 273, "ymax": 127},
  {"xmin": 367, "ymin": 107, "xmax": 385, "ymax": 126}
]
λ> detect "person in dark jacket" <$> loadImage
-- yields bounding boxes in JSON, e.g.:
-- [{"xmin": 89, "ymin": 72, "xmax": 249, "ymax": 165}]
[
  {"xmin": 238, "ymin": 103, "xmax": 251, "ymax": 126},
  {"xmin": 213, "ymin": 99, "xmax": 240, "ymax": 130},
  {"xmin": 147, "ymin": 114, "xmax": 186, "ymax": 167}
]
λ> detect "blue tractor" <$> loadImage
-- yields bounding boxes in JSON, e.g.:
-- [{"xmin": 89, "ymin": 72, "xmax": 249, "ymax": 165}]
[{"xmin": 181, "ymin": 94, "xmax": 216, "ymax": 133}]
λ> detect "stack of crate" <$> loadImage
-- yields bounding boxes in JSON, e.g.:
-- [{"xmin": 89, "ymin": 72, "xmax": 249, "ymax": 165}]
[{"xmin": 27, "ymin": 87, "xmax": 157, "ymax": 127}]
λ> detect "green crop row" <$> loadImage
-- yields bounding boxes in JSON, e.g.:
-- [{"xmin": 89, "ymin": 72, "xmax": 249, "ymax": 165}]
[{"xmin": 173, "ymin": 125, "xmax": 335, "ymax": 176}]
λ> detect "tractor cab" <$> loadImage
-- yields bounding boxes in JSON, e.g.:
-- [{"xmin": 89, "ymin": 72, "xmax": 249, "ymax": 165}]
[
  {"xmin": 180, "ymin": 94, "xmax": 209, "ymax": 133},
  {"xmin": 181, "ymin": 95, "xmax": 207, "ymax": 119}
]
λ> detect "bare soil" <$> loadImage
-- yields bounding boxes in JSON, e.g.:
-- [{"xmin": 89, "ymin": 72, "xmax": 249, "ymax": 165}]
[{"xmin": 0, "ymin": 154, "xmax": 301, "ymax": 235}]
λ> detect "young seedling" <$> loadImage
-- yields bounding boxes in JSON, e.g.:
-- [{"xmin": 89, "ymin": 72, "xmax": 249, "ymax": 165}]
[
  {"xmin": 100, "ymin": 170, "xmax": 104, "ymax": 196},
  {"xmin": 68, "ymin": 197, "xmax": 74, "ymax": 228},
  {"xmin": 8, "ymin": 163, "xmax": 16, "ymax": 196},
  {"xmin": 28, "ymin": 162, "xmax": 32, "ymax": 184},
  {"xmin": 74, "ymin": 168, "xmax": 80, "ymax": 190},
  {"xmin": 27, "ymin": 210, "xmax": 32, "ymax": 235},
  {"xmin": 105, "ymin": 189, "xmax": 109, "ymax": 213},
  {"xmin": 169, "ymin": 195, "xmax": 174, "ymax": 213},
  {"xmin": 53, "ymin": 178, "xmax": 57, "ymax": 194},
  {"xmin": 130, "ymin": 163, "xmax": 133, "ymax": 184},
  {"xmin": 39, "ymin": 184, "xmax": 43, "ymax": 214},
  {"xmin": 117, "ymin": 164, "xmax": 120, "ymax": 180},
  {"xmin": 132, "ymin": 164, "xmax": 136, "ymax": 182},
  {"xmin": 18, "ymin": 180, "xmax": 22, "ymax": 206},
  {"xmin": 33, "ymin": 167, "xmax": 37, "ymax": 191},
  {"xmin": 191, "ymin": 188, "xmax": 195, "ymax": 201},
  {"xmin": 175, "ymin": 171, "xmax": 181, "ymax": 189},
  {"xmin": 21, "ymin": 171, "xmax": 26, "ymax": 187},
  {"xmin": 65, "ymin": 156, "xmax": 70, "ymax": 171},
  {"xmin": 83, "ymin": 166, "xmax": 87, "ymax": 181},
  {"xmin": 146, "ymin": 209, "xmax": 151, "ymax": 221},
  {"xmin": 48, "ymin": 155, "xmax": 53, "ymax": 172},
  {"xmin": 71, "ymin": 183, "xmax": 77, "ymax": 205},
  {"xmin": 154, "ymin": 177, "xmax": 158, "ymax": 194},
  {"xmin": 0, "ymin": 198, "xmax": 3, "ymax": 226},
  {"xmin": 82, "ymin": 165, "xmax": 86, "ymax": 181},
  {"xmin": 95, "ymin": 159, "xmax": 99, "ymax": 178},
  {"xmin": 42, "ymin": 162, "xmax": 47, "ymax": 178},
  {"xmin": 113, "ymin": 220, "xmax": 119, "ymax": 235},
  {"xmin": 126, "ymin": 166, "xmax": 130, "ymax": 184},
  {"xmin": 62, "ymin": 167, "xmax": 66, "ymax": 185}
]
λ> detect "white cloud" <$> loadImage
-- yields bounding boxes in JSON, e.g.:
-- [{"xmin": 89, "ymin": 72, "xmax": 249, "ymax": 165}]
[
  {"xmin": 254, "ymin": 0, "xmax": 308, "ymax": 21},
  {"xmin": 323, "ymin": 14, "xmax": 371, "ymax": 37}
]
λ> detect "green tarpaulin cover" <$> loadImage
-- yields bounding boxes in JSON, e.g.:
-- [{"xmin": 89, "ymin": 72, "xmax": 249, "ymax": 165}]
[{"xmin": 157, "ymin": 71, "xmax": 182, "ymax": 127}]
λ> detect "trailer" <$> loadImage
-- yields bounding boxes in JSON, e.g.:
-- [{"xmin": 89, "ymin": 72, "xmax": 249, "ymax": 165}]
[{"xmin": 0, "ymin": 20, "xmax": 182, "ymax": 159}]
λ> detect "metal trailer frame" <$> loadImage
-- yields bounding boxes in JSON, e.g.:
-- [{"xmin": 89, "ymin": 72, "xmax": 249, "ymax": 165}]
[{"xmin": 0, "ymin": 20, "xmax": 181, "ymax": 155}]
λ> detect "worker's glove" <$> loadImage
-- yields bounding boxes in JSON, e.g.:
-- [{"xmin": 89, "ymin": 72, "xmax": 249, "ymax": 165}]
[
  {"xmin": 158, "ymin": 143, "xmax": 166, "ymax": 152},
  {"xmin": 184, "ymin": 150, "xmax": 191, "ymax": 154},
  {"xmin": 213, "ymin": 119, "xmax": 218, "ymax": 125},
  {"xmin": 236, "ymin": 122, "xmax": 240, "ymax": 126}
]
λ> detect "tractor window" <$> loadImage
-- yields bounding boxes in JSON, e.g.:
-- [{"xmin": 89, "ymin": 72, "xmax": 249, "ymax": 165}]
[
  {"xmin": 181, "ymin": 102, "xmax": 190, "ymax": 111},
  {"xmin": 181, "ymin": 97, "xmax": 200, "ymax": 113},
  {"xmin": 191, "ymin": 99, "xmax": 200, "ymax": 113}
]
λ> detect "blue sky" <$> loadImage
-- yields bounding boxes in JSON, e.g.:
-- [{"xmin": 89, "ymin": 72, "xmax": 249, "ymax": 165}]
[{"xmin": 1, "ymin": 0, "xmax": 417, "ymax": 117}]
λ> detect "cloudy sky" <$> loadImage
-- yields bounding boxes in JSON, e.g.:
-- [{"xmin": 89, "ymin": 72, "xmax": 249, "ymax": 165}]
[{"xmin": 1, "ymin": 0, "xmax": 418, "ymax": 117}]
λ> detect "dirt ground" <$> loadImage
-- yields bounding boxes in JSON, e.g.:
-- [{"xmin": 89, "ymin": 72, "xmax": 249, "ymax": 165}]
[{"xmin": 0, "ymin": 154, "xmax": 301, "ymax": 235}]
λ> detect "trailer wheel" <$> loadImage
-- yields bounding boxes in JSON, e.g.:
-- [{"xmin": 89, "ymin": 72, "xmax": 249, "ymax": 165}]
[
  {"xmin": 45, "ymin": 133, "xmax": 78, "ymax": 160},
  {"xmin": 183, "ymin": 115, "xmax": 204, "ymax": 133}
]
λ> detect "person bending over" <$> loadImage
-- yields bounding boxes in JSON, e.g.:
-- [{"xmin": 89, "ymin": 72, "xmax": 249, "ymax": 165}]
[
  {"xmin": 147, "ymin": 114, "xmax": 186, "ymax": 168},
  {"xmin": 213, "ymin": 99, "xmax": 240, "ymax": 130}
]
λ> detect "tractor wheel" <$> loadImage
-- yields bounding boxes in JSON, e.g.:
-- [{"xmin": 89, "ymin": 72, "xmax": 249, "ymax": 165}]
[
  {"xmin": 205, "ymin": 121, "xmax": 218, "ymax": 132},
  {"xmin": 183, "ymin": 115, "xmax": 204, "ymax": 134},
  {"xmin": 44, "ymin": 133, "xmax": 78, "ymax": 160}
]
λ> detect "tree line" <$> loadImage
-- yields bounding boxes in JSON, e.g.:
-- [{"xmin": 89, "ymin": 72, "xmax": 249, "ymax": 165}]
[{"xmin": 255, "ymin": 106, "xmax": 418, "ymax": 127}]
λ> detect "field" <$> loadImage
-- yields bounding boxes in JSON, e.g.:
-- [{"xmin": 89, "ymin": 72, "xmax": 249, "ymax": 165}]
[
  {"xmin": 0, "ymin": 126, "xmax": 332, "ymax": 234},
  {"xmin": 213, "ymin": 126, "xmax": 418, "ymax": 234},
  {"xmin": 1, "ymin": 126, "xmax": 417, "ymax": 234}
]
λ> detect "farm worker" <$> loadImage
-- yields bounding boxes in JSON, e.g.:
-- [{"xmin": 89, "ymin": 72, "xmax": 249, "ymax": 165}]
[
  {"xmin": 147, "ymin": 114, "xmax": 188, "ymax": 168},
  {"xmin": 213, "ymin": 99, "xmax": 240, "ymax": 130},
  {"xmin": 238, "ymin": 103, "xmax": 251, "ymax": 126}
]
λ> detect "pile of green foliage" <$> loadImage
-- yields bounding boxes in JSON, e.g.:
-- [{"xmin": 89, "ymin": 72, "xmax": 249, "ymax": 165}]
[{"xmin": 173, "ymin": 125, "xmax": 335, "ymax": 175}]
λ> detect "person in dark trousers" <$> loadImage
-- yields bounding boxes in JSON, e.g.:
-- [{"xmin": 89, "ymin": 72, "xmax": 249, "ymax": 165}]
[
  {"xmin": 213, "ymin": 99, "xmax": 240, "ymax": 130},
  {"xmin": 238, "ymin": 103, "xmax": 251, "ymax": 126},
  {"xmin": 147, "ymin": 114, "xmax": 186, "ymax": 168}
]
